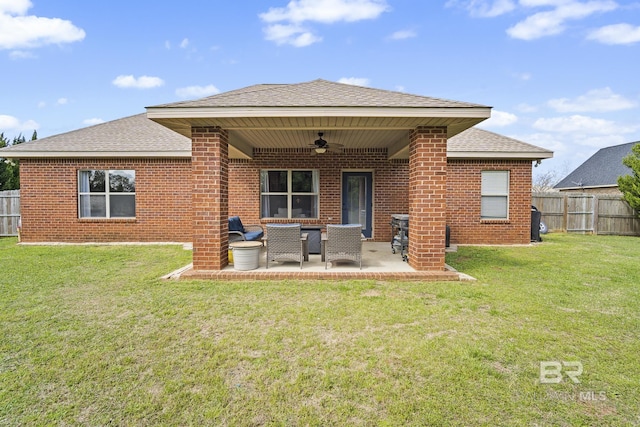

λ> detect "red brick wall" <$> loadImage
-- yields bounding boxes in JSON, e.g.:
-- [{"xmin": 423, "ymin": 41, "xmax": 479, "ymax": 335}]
[
  {"xmin": 229, "ymin": 148, "xmax": 410, "ymax": 242},
  {"xmin": 408, "ymin": 127, "xmax": 448, "ymax": 270},
  {"xmin": 447, "ymin": 159, "xmax": 533, "ymax": 245},
  {"xmin": 19, "ymin": 158, "xmax": 192, "ymax": 242},
  {"xmin": 17, "ymin": 154, "xmax": 533, "ymax": 246},
  {"xmin": 191, "ymin": 127, "xmax": 228, "ymax": 270}
]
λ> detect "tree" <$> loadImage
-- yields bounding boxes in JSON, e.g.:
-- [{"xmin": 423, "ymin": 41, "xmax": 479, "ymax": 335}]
[
  {"xmin": 0, "ymin": 131, "xmax": 36, "ymax": 190},
  {"xmin": 617, "ymin": 143, "xmax": 640, "ymax": 216},
  {"xmin": 532, "ymin": 161, "xmax": 571, "ymax": 193}
]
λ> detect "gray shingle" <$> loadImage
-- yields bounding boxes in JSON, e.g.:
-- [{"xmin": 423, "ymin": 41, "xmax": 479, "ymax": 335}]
[
  {"xmin": 448, "ymin": 127, "xmax": 552, "ymax": 154},
  {"xmin": 150, "ymin": 79, "xmax": 489, "ymax": 109},
  {"xmin": 555, "ymin": 142, "xmax": 638, "ymax": 189},
  {"xmin": 1, "ymin": 113, "xmax": 190, "ymax": 154}
]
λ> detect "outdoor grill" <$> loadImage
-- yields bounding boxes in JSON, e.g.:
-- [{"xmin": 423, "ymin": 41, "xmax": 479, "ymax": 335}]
[{"xmin": 390, "ymin": 214, "xmax": 409, "ymax": 262}]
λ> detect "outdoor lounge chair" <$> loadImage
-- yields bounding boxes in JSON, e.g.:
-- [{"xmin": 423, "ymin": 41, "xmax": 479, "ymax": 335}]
[
  {"xmin": 228, "ymin": 216, "xmax": 264, "ymax": 243},
  {"xmin": 325, "ymin": 224, "xmax": 363, "ymax": 269},
  {"xmin": 265, "ymin": 223, "xmax": 304, "ymax": 269}
]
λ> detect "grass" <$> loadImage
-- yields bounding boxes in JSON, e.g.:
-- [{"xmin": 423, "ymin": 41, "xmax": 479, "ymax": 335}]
[{"xmin": 1, "ymin": 234, "xmax": 639, "ymax": 426}]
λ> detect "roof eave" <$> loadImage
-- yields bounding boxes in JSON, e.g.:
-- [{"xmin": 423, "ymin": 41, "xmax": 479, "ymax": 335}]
[
  {"xmin": 447, "ymin": 151, "xmax": 554, "ymax": 160},
  {"xmin": 147, "ymin": 105, "xmax": 491, "ymax": 117},
  {"xmin": 0, "ymin": 151, "xmax": 191, "ymax": 159},
  {"xmin": 557, "ymin": 184, "xmax": 619, "ymax": 190}
]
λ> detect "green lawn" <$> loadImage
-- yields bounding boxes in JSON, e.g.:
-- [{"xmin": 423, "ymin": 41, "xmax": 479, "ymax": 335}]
[{"xmin": 1, "ymin": 234, "xmax": 639, "ymax": 426}]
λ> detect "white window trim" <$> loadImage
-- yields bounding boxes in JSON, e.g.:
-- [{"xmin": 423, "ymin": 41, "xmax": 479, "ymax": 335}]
[
  {"xmin": 260, "ymin": 169, "xmax": 319, "ymax": 219},
  {"xmin": 78, "ymin": 170, "xmax": 136, "ymax": 219},
  {"xmin": 481, "ymin": 170, "xmax": 510, "ymax": 220}
]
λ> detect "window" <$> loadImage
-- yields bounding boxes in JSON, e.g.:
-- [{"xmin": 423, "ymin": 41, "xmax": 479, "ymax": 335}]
[
  {"xmin": 260, "ymin": 170, "xmax": 319, "ymax": 218},
  {"xmin": 481, "ymin": 171, "xmax": 509, "ymax": 219},
  {"xmin": 78, "ymin": 170, "xmax": 136, "ymax": 218}
]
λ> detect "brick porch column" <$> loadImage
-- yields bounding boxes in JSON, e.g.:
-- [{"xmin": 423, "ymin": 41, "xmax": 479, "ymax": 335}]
[
  {"xmin": 191, "ymin": 126, "xmax": 229, "ymax": 270},
  {"xmin": 408, "ymin": 126, "xmax": 447, "ymax": 271}
]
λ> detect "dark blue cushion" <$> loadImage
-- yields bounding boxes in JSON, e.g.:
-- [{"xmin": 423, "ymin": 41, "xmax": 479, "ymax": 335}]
[
  {"xmin": 243, "ymin": 230, "xmax": 264, "ymax": 241},
  {"xmin": 228, "ymin": 216, "xmax": 244, "ymax": 232}
]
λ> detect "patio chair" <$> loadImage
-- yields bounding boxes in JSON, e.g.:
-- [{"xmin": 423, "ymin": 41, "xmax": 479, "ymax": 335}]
[
  {"xmin": 325, "ymin": 224, "xmax": 363, "ymax": 269},
  {"xmin": 265, "ymin": 223, "xmax": 304, "ymax": 269},
  {"xmin": 228, "ymin": 216, "xmax": 264, "ymax": 243}
]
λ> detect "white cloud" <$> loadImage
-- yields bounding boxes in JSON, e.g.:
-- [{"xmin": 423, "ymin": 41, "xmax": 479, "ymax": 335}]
[
  {"xmin": 533, "ymin": 114, "xmax": 637, "ymax": 134},
  {"xmin": 337, "ymin": 77, "xmax": 371, "ymax": 86},
  {"xmin": 259, "ymin": 0, "xmax": 390, "ymax": 46},
  {"xmin": 395, "ymin": 85, "xmax": 406, "ymax": 92},
  {"xmin": 263, "ymin": 23, "xmax": 322, "ymax": 47},
  {"xmin": 478, "ymin": 109, "xmax": 518, "ymax": 127},
  {"xmin": 388, "ymin": 29, "xmax": 417, "ymax": 40},
  {"xmin": 445, "ymin": 0, "xmax": 516, "ymax": 18},
  {"xmin": 547, "ymin": 87, "xmax": 636, "ymax": 113},
  {"xmin": 83, "ymin": 118, "xmax": 104, "ymax": 126},
  {"xmin": 0, "ymin": 114, "xmax": 39, "ymax": 132},
  {"xmin": 56, "ymin": 97, "xmax": 68, "ymax": 105},
  {"xmin": 175, "ymin": 84, "xmax": 220, "ymax": 99},
  {"xmin": 260, "ymin": 0, "xmax": 390, "ymax": 23},
  {"xmin": 37, "ymin": 101, "xmax": 46, "ymax": 108},
  {"xmin": 112, "ymin": 75, "xmax": 165, "ymax": 89},
  {"xmin": 165, "ymin": 40, "xmax": 171, "ymax": 49},
  {"xmin": 0, "ymin": 0, "xmax": 85, "ymax": 50},
  {"xmin": 506, "ymin": 0, "xmax": 618, "ymax": 40},
  {"xmin": 587, "ymin": 23, "xmax": 640, "ymax": 45},
  {"xmin": 180, "ymin": 38, "xmax": 189, "ymax": 48}
]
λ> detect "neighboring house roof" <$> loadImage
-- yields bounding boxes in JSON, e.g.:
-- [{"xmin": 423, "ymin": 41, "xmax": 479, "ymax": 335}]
[
  {"xmin": 0, "ymin": 113, "xmax": 552, "ymax": 161},
  {"xmin": 555, "ymin": 141, "xmax": 637, "ymax": 190}
]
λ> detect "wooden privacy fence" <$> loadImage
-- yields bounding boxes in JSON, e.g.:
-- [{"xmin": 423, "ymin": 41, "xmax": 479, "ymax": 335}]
[
  {"xmin": 532, "ymin": 193, "xmax": 640, "ymax": 236},
  {"xmin": 0, "ymin": 190, "xmax": 20, "ymax": 237}
]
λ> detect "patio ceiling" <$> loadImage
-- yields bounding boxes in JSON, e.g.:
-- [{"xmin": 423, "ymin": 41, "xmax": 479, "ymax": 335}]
[
  {"xmin": 145, "ymin": 115, "xmax": 488, "ymax": 160},
  {"xmin": 146, "ymin": 79, "xmax": 492, "ymax": 160}
]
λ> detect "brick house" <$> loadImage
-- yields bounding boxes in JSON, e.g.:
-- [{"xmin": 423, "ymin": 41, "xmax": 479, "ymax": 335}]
[{"xmin": 1, "ymin": 79, "xmax": 552, "ymax": 274}]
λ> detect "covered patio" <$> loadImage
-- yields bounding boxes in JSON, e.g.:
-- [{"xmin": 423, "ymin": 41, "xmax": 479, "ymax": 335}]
[
  {"xmin": 170, "ymin": 241, "xmax": 470, "ymax": 281},
  {"xmin": 147, "ymin": 79, "xmax": 491, "ymax": 278}
]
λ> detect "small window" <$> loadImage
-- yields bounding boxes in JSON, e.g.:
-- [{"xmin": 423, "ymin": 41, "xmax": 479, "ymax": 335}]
[
  {"xmin": 79, "ymin": 170, "xmax": 136, "ymax": 218},
  {"xmin": 260, "ymin": 170, "xmax": 318, "ymax": 218},
  {"xmin": 481, "ymin": 171, "xmax": 509, "ymax": 219}
]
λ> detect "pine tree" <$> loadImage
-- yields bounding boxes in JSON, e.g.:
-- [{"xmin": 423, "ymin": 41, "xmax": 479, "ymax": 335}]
[{"xmin": 617, "ymin": 143, "xmax": 640, "ymax": 217}]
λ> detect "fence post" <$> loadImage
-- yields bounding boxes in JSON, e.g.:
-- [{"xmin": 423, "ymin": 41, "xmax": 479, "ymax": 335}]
[
  {"xmin": 563, "ymin": 194, "xmax": 568, "ymax": 232},
  {"xmin": 592, "ymin": 196, "xmax": 599, "ymax": 235}
]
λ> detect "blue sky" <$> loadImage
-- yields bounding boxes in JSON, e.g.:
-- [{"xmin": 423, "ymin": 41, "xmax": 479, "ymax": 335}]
[{"xmin": 1, "ymin": 0, "xmax": 639, "ymax": 180}]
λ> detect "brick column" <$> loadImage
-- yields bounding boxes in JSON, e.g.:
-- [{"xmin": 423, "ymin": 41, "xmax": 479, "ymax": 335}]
[
  {"xmin": 191, "ymin": 126, "xmax": 229, "ymax": 270},
  {"xmin": 408, "ymin": 127, "xmax": 447, "ymax": 271}
]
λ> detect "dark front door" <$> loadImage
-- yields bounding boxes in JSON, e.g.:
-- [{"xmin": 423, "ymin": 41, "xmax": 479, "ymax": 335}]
[{"xmin": 342, "ymin": 172, "xmax": 373, "ymax": 238}]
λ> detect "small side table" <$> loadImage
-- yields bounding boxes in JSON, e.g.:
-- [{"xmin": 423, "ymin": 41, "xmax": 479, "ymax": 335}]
[{"xmin": 229, "ymin": 241, "xmax": 263, "ymax": 270}]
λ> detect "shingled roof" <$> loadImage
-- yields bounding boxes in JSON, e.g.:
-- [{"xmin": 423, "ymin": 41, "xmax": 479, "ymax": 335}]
[
  {"xmin": 555, "ymin": 141, "xmax": 637, "ymax": 190},
  {"xmin": 447, "ymin": 127, "xmax": 552, "ymax": 159},
  {"xmin": 0, "ymin": 113, "xmax": 552, "ymax": 161},
  {"xmin": 0, "ymin": 114, "xmax": 190, "ymax": 158},
  {"xmin": 151, "ymin": 79, "xmax": 486, "ymax": 109}
]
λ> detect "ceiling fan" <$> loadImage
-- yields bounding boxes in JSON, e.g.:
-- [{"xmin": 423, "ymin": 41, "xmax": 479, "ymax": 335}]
[{"xmin": 308, "ymin": 132, "xmax": 343, "ymax": 154}]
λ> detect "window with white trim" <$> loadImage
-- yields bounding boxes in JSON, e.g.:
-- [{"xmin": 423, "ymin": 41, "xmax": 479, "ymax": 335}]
[
  {"xmin": 78, "ymin": 170, "xmax": 136, "ymax": 218},
  {"xmin": 260, "ymin": 170, "xmax": 319, "ymax": 219},
  {"xmin": 481, "ymin": 171, "xmax": 509, "ymax": 219}
]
